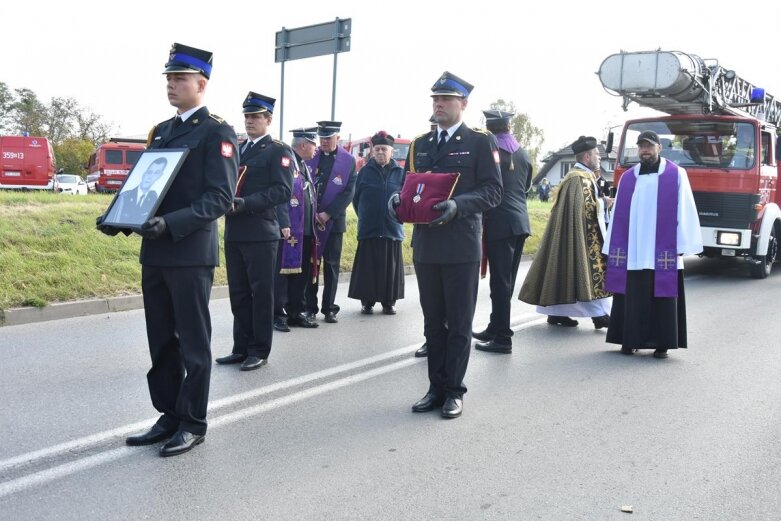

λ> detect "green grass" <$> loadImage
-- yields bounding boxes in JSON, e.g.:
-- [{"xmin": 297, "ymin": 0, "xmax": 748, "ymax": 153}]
[{"xmin": 0, "ymin": 192, "xmax": 551, "ymax": 309}]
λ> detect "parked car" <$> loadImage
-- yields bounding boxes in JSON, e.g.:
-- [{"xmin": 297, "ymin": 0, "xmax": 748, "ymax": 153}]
[
  {"xmin": 55, "ymin": 173, "xmax": 88, "ymax": 195},
  {"xmin": 86, "ymin": 172, "xmax": 99, "ymax": 192}
]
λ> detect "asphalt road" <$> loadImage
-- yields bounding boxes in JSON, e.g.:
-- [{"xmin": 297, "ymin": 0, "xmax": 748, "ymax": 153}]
[{"xmin": 1, "ymin": 257, "xmax": 780, "ymax": 520}]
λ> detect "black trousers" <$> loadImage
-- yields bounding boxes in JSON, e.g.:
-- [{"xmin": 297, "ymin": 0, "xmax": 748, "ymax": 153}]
[
  {"xmin": 414, "ymin": 261, "xmax": 480, "ymax": 398},
  {"xmin": 142, "ymin": 265, "xmax": 214, "ymax": 436},
  {"xmin": 306, "ymin": 231, "xmax": 343, "ymax": 315},
  {"xmin": 485, "ymin": 235, "xmax": 527, "ymax": 345},
  {"xmin": 275, "ymin": 235, "xmax": 314, "ymax": 317},
  {"xmin": 226, "ymin": 240, "xmax": 278, "ymax": 358}
]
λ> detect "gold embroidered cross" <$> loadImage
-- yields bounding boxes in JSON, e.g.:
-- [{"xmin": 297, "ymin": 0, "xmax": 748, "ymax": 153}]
[{"xmin": 287, "ymin": 236, "xmax": 299, "ymax": 247}]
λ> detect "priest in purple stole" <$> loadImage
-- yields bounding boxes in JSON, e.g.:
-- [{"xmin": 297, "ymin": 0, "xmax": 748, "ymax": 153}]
[
  {"xmin": 603, "ymin": 130, "xmax": 702, "ymax": 358},
  {"xmin": 304, "ymin": 121, "xmax": 357, "ymax": 323}
]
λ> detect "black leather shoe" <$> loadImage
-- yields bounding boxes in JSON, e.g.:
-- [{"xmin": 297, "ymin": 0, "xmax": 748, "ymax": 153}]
[
  {"xmin": 324, "ymin": 312, "xmax": 338, "ymax": 323},
  {"xmin": 547, "ymin": 315, "xmax": 579, "ymax": 327},
  {"xmin": 414, "ymin": 343, "xmax": 428, "ymax": 357},
  {"xmin": 592, "ymin": 315, "xmax": 610, "ymax": 330},
  {"xmin": 653, "ymin": 349, "xmax": 669, "ymax": 359},
  {"xmin": 215, "ymin": 353, "xmax": 247, "ymax": 365},
  {"xmin": 273, "ymin": 317, "xmax": 290, "ymax": 332},
  {"xmin": 361, "ymin": 305, "xmax": 374, "ymax": 315},
  {"xmin": 472, "ymin": 329, "xmax": 495, "ymax": 342},
  {"xmin": 381, "ymin": 305, "xmax": 396, "ymax": 315},
  {"xmin": 288, "ymin": 313, "xmax": 319, "ymax": 328},
  {"xmin": 240, "ymin": 356, "xmax": 268, "ymax": 371},
  {"xmin": 159, "ymin": 430, "xmax": 205, "ymax": 457},
  {"xmin": 412, "ymin": 392, "xmax": 445, "ymax": 412},
  {"xmin": 475, "ymin": 340, "xmax": 512, "ymax": 354},
  {"xmin": 126, "ymin": 423, "xmax": 176, "ymax": 446},
  {"xmin": 305, "ymin": 311, "xmax": 317, "ymax": 321},
  {"xmin": 620, "ymin": 347, "xmax": 635, "ymax": 355},
  {"xmin": 441, "ymin": 397, "xmax": 463, "ymax": 419}
]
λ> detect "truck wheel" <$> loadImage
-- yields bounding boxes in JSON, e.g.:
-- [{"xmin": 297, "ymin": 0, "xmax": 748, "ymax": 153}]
[{"xmin": 750, "ymin": 227, "xmax": 778, "ymax": 279}]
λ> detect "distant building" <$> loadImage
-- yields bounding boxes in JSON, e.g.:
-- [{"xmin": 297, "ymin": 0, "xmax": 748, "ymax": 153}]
[{"xmin": 533, "ymin": 141, "xmax": 616, "ymax": 187}]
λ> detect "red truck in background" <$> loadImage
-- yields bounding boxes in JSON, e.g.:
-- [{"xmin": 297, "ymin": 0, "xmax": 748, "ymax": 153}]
[
  {"xmin": 600, "ymin": 50, "xmax": 781, "ymax": 279},
  {"xmin": 0, "ymin": 136, "xmax": 57, "ymax": 190},
  {"xmin": 342, "ymin": 136, "xmax": 411, "ymax": 171},
  {"xmin": 87, "ymin": 139, "xmax": 145, "ymax": 193}
]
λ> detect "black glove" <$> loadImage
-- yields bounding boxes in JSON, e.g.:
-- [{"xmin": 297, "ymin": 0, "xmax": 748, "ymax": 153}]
[
  {"xmin": 139, "ymin": 216, "xmax": 167, "ymax": 239},
  {"xmin": 430, "ymin": 199, "xmax": 457, "ymax": 227},
  {"xmin": 96, "ymin": 214, "xmax": 120, "ymax": 236},
  {"xmin": 230, "ymin": 197, "xmax": 247, "ymax": 214},
  {"xmin": 387, "ymin": 192, "xmax": 401, "ymax": 224}
]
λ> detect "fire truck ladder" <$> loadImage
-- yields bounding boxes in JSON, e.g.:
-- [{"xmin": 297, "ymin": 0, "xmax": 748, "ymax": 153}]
[{"xmin": 597, "ymin": 50, "xmax": 781, "ymax": 126}]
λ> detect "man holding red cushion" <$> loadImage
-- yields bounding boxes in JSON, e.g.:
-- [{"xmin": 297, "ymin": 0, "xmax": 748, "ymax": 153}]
[{"xmin": 390, "ymin": 71, "xmax": 502, "ymax": 419}]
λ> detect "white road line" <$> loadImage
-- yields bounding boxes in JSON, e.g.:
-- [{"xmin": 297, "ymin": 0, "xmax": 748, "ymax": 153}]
[{"xmin": 0, "ymin": 313, "xmax": 546, "ymax": 498}]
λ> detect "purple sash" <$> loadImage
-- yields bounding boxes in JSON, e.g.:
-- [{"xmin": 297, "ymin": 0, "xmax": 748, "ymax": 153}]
[
  {"xmin": 306, "ymin": 147, "xmax": 353, "ymax": 259},
  {"xmin": 494, "ymin": 132, "xmax": 520, "ymax": 154},
  {"xmin": 605, "ymin": 160, "xmax": 679, "ymax": 297},
  {"xmin": 279, "ymin": 169, "xmax": 306, "ymax": 274}
]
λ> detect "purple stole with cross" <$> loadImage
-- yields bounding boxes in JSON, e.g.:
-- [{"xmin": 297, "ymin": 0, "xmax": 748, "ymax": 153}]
[
  {"xmin": 605, "ymin": 160, "xmax": 679, "ymax": 297},
  {"xmin": 306, "ymin": 147, "xmax": 353, "ymax": 259},
  {"xmin": 279, "ymin": 168, "xmax": 307, "ymax": 274}
]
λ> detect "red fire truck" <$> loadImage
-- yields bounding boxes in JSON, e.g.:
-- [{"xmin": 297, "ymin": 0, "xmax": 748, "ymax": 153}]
[
  {"xmin": 599, "ymin": 50, "xmax": 781, "ymax": 278},
  {"xmin": 0, "ymin": 136, "xmax": 56, "ymax": 190},
  {"xmin": 87, "ymin": 139, "xmax": 145, "ymax": 193},
  {"xmin": 343, "ymin": 136, "xmax": 411, "ymax": 171}
]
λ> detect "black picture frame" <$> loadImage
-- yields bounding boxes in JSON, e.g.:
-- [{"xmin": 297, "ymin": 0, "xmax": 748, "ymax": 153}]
[{"xmin": 101, "ymin": 149, "xmax": 189, "ymax": 230}]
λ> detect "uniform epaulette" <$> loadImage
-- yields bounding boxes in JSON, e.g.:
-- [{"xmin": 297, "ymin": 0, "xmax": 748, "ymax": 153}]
[
  {"xmin": 414, "ymin": 131, "xmax": 431, "ymax": 141},
  {"xmin": 209, "ymin": 113, "xmax": 226, "ymax": 124},
  {"xmin": 146, "ymin": 126, "xmax": 157, "ymax": 147},
  {"xmin": 473, "ymin": 127, "xmax": 490, "ymax": 135},
  {"xmin": 272, "ymin": 138, "xmax": 291, "ymax": 148}
]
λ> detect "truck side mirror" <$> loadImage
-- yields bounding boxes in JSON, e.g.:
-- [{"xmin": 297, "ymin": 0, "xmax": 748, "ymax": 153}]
[{"xmin": 606, "ymin": 132, "xmax": 614, "ymax": 154}]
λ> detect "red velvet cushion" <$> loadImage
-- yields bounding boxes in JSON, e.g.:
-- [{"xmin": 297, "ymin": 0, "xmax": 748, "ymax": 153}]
[{"xmin": 396, "ymin": 172, "xmax": 460, "ymax": 224}]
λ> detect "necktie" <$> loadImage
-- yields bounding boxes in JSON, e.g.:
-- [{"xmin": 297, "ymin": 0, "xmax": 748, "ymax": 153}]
[
  {"xmin": 243, "ymin": 140, "xmax": 254, "ymax": 154},
  {"xmin": 138, "ymin": 193, "xmax": 145, "ymax": 208},
  {"xmin": 437, "ymin": 130, "xmax": 448, "ymax": 150},
  {"xmin": 173, "ymin": 116, "xmax": 183, "ymax": 128}
]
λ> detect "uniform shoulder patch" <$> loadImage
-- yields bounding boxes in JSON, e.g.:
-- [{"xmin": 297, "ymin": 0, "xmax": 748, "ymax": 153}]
[{"xmin": 209, "ymin": 113, "xmax": 226, "ymax": 124}]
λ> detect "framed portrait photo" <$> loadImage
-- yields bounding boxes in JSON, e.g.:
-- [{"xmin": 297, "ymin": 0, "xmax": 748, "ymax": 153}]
[{"xmin": 101, "ymin": 149, "xmax": 189, "ymax": 230}]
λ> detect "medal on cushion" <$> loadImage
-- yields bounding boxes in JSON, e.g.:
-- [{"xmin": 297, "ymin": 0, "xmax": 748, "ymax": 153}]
[{"xmin": 413, "ymin": 183, "xmax": 424, "ymax": 203}]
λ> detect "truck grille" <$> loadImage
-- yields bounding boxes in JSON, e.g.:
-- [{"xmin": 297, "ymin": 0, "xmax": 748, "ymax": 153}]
[{"xmin": 692, "ymin": 192, "xmax": 758, "ymax": 229}]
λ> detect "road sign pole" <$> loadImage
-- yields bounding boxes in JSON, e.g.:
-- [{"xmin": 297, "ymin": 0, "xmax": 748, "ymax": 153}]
[{"xmin": 279, "ymin": 60, "xmax": 285, "ymax": 138}]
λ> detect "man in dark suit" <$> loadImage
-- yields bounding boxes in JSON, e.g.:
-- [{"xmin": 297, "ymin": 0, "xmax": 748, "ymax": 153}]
[
  {"xmin": 214, "ymin": 92, "xmax": 293, "ymax": 371},
  {"xmin": 274, "ymin": 127, "xmax": 320, "ymax": 331},
  {"xmin": 390, "ymin": 71, "xmax": 503, "ymax": 418},
  {"xmin": 304, "ymin": 121, "xmax": 357, "ymax": 323},
  {"xmin": 97, "ymin": 43, "xmax": 238, "ymax": 457},
  {"xmin": 473, "ymin": 109, "xmax": 532, "ymax": 354},
  {"xmin": 109, "ymin": 157, "xmax": 167, "ymax": 226}
]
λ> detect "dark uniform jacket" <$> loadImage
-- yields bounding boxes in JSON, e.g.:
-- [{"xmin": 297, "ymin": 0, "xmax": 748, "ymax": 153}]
[
  {"xmin": 226, "ymin": 135, "xmax": 294, "ymax": 242},
  {"xmin": 483, "ymin": 145, "xmax": 532, "ymax": 242},
  {"xmin": 142, "ymin": 107, "xmax": 238, "ymax": 266},
  {"xmin": 352, "ymin": 157, "xmax": 405, "ymax": 241},
  {"xmin": 405, "ymin": 123, "xmax": 503, "ymax": 263},
  {"xmin": 114, "ymin": 188, "xmax": 158, "ymax": 225}
]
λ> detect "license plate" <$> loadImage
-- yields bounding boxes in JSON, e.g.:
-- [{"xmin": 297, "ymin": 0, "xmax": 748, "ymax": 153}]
[
  {"xmin": 4, "ymin": 171, "xmax": 21, "ymax": 177},
  {"xmin": 721, "ymin": 249, "xmax": 736, "ymax": 256},
  {"xmin": 108, "ymin": 180, "xmax": 122, "ymax": 185}
]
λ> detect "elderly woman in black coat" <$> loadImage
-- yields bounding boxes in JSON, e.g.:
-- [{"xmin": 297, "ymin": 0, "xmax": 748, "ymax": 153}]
[{"xmin": 348, "ymin": 131, "xmax": 405, "ymax": 314}]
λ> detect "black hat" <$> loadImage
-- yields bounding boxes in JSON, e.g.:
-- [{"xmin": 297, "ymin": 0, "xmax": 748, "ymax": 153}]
[
  {"xmin": 163, "ymin": 43, "xmax": 213, "ymax": 78},
  {"xmin": 431, "ymin": 71, "xmax": 474, "ymax": 98},
  {"xmin": 570, "ymin": 135, "xmax": 598, "ymax": 154},
  {"xmin": 637, "ymin": 130, "xmax": 661, "ymax": 145},
  {"xmin": 370, "ymin": 131, "xmax": 395, "ymax": 147},
  {"xmin": 483, "ymin": 109, "xmax": 514, "ymax": 130},
  {"xmin": 290, "ymin": 127, "xmax": 318, "ymax": 144},
  {"xmin": 317, "ymin": 121, "xmax": 342, "ymax": 138},
  {"xmin": 243, "ymin": 91, "xmax": 275, "ymax": 114}
]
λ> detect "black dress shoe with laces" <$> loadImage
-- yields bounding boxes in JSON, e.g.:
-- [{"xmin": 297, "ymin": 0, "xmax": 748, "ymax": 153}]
[
  {"xmin": 412, "ymin": 392, "xmax": 445, "ymax": 412},
  {"xmin": 547, "ymin": 315, "xmax": 579, "ymax": 327},
  {"xmin": 288, "ymin": 313, "xmax": 319, "ymax": 328},
  {"xmin": 472, "ymin": 329, "xmax": 495, "ymax": 342},
  {"xmin": 324, "ymin": 312, "xmax": 338, "ymax": 323},
  {"xmin": 273, "ymin": 317, "xmax": 290, "ymax": 332},
  {"xmin": 240, "ymin": 356, "xmax": 268, "ymax": 371},
  {"xmin": 414, "ymin": 343, "xmax": 428, "ymax": 357},
  {"xmin": 441, "ymin": 397, "xmax": 463, "ymax": 419},
  {"xmin": 475, "ymin": 340, "xmax": 512, "ymax": 354},
  {"xmin": 592, "ymin": 315, "xmax": 610, "ymax": 330},
  {"xmin": 159, "ymin": 430, "xmax": 205, "ymax": 457},
  {"xmin": 126, "ymin": 423, "xmax": 176, "ymax": 446},
  {"xmin": 215, "ymin": 353, "xmax": 247, "ymax": 365},
  {"xmin": 361, "ymin": 305, "xmax": 374, "ymax": 315},
  {"xmin": 305, "ymin": 311, "xmax": 317, "ymax": 321}
]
